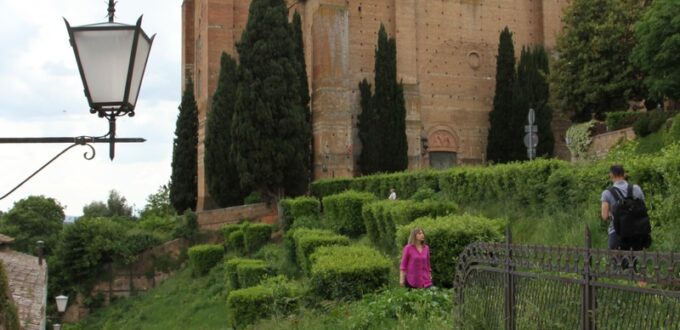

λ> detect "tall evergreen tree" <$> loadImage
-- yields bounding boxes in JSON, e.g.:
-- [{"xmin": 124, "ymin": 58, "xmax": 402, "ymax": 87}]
[
  {"xmin": 357, "ymin": 79, "xmax": 380, "ymax": 174},
  {"xmin": 170, "ymin": 79, "xmax": 198, "ymax": 213},
  {"xmin": 288, "ymin": 11, "xmax": 312, "ymax": 195},
  {"xmin": 205, "ymin": 52, "xmax": 245, "ymax": 207},
  {"xmin": 516, "ymin": 46, "xmax": 554, "ymax": 158},
  {"xmin": 358, "ymin": 24, "xmax": 408, "ymax": 174},
  {"xmin": 487, "ymin": 27, "xmax": 517, "ymax": 164},
  {"xmin": 232, "ymin": 0, "xmax": 310, "ymax": 200}
]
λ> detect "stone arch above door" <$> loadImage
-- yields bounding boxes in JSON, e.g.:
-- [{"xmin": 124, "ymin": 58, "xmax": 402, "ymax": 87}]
[{"xmin": 427, "ymin": 128, "xmax": 459, "ymax": 153}]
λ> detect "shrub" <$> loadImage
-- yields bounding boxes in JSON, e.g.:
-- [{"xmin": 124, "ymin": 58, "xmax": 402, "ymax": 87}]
[
  {"xmin": 227, "ymin": 285, "xmax": 274, "ymax": 328},
  {"xmin": 226, "ymin": 276, "xmax": 301, "ymax": 328},
  {"xmin": 309, "ymin": 245, "xmax": 391, "ymax": 300},
  {"xmin": 280, "ymin": 196, "xmax": 321, "ymax": 231},
  {"xmin": 311, "ymin": 170, "xmax": 440, "ymax": 200},
  {"xmin": 254, "ymin": 243, "xmax": 298, "ymax": 278},
  {"xmin": 242, "ymin": 223, "xmax": 272, "ymax": 255},
  {"xmin": 363, "ymin": 200, "xmax": 458, "ymax": 253},
  {"xmin": 244, "ymin": 191, "xmax": 264, "ymax": 204},
  {"xmin": 188, "ymin": 244, "xmax": 224, "ymax": 276},
  {"xmin": 289, "ymin": 228, "xmax": 350, "ymax": 272},
  {"xmin": 224, "ymin": 258, "xmax": 269, "ymax": 289},
  {"xmin": 323, "ymin": 190, "xmax": 377, "ymax": 237},
  {"xmin": 220, "ymin": 223, "xmax": 243, "ymax": 242},
  {"xmin": 606, "ymin": 111, "xmax": 642, "ymax": 131},
  {"xmin": 395, "ymin": 214, "xmax": 505, "ymax": 287},
  {"xmin": 227, "ymin": 229, "xmax": 245, "ymax": 255},
  {"xmin": 289, "ymin": 215, "xmax": 323, "ymax": 231},
  {"xmin": 666, "ymin": 113, "xmax": 680, "ymax": 144}
]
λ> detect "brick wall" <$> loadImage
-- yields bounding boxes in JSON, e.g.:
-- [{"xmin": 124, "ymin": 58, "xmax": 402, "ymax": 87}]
[{"xmin": 197, "ymin": 202, "xmax": 278, "ymax": 230}]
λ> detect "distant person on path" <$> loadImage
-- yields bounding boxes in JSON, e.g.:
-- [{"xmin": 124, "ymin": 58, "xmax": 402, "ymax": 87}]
[
  {"xmin": 600, "ymin": 165, "xmax": 651, "ymax": 251},
  {"xmin": 388, "ymin": 188, "xmax": 397, "ymax": 200},
  {"xmin": 399, "ymin": 227, "xmax": 432, "ymax": 289}
]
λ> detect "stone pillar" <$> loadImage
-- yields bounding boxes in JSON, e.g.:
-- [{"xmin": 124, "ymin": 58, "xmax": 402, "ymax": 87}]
[{"xmin": 311, "ymin": 4, "xmax": 354, "ymax": 179}]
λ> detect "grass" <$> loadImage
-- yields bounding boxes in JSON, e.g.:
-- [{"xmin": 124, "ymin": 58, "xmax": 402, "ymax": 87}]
[{"xmin": 65, "ymin": 263, "xmax": 231, "ymax": 330}]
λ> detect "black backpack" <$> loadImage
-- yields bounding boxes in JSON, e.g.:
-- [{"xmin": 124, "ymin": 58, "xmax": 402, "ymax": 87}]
[{"xmin": 608, "ymin": 184, "xmax": 651, "ymax": 246}]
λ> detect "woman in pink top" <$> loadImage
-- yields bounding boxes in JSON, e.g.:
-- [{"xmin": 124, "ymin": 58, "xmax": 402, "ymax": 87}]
[{"xmin": 399, "ymin": 227, "xmax": 433, "ymax": 288}]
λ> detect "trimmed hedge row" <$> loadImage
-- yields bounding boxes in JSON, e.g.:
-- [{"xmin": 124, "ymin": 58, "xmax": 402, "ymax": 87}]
[
  {"xmin": 226, "ymin": 276, "xmax": 301, "ymax": 328},
  {"xmin": 187, "ymin": 244, "xmax": 224, "ymax": 276},
  {"xmin": 280, "ymin": 196, "xmax": 321, "ymax": 231},
  {"xmin": 322, "ymin": 190, "xmax": 376, "ymax": 237},
  {"xmin": 311, "ymin": 170, "xmax": 440, "ymax": 201},
  {"xmin": 396, "ymin": 214, "xmax": 505, "ymax": 287},
  {"xmin": 224, "ymin": 258, "xmax": 271, "ymax": 290},
  {"xmin": 363, "ymin": 200, "xmax": 458, "ymax": 253},
  {"xmin": 287, "ymin": 228, "xmax": 350, "ymax": 272},
  {"xmin": 309, "ymin": 245, "xmax": 391, "ymax": 300},
  {"xmin": 220, "ymin": 222, "xmax": 273, "ymax": 255}
]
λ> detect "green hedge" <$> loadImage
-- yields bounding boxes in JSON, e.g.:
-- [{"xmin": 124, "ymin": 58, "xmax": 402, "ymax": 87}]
[
  {"xmin": 220, "ymin": 223, "xmax": 243, "ymax": 242},
  {"xmin": 396, "ymin": 214, "xmax": 505, "ymax": 287},
  {"xmin": 0, "ymin": 262, "xmax": 20, "ymax": 330},
  {"xmin": 363, "ymin": 200, "xmax": 458, "ymax": 253},
  {"xmin": 188, "ymin": 244, "xmax": 224, "ymax": 276},
  {"xmin": 243, "ymin": 223, "xmax": 273, "ymax": 255},
  {"xmin": 224, "ymin": 258, "xmax": 270, "ymax": 290},
  {"xmin": 605, "ymin": 111, "xmax": 643, "ymax": 131},
  {"xmin": 311, "ymin": 170, "xmax": 440, "ymax": 200},
  {"xmin": 280, "ymin": 196, "xmax": 321, "ymax": 231},
  {"xmin": 288, "ymin": 228, "xmax": 350, "ymax": 272},
  {"xmin": 226, "ymin": 275, "xmax": 301, "ymax": 328},
  {"xmin": 322, "ymin": 190, "xmax": 377, "ymax": 237},
  {"xmin": 309, "ymin": 245, "xmax": 391, "ymax": 300},
  {"xmin": 227, "ymin": 230, "xmax": 245, "ymax": 255}
]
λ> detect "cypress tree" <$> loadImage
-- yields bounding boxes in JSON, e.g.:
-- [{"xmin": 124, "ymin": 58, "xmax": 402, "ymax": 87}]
[
  {"xmin": 232, "ymin": 0, "xmax": 310, "ymax": 200},
  {"xmin": 288, "ymin": 11, "xmax": 312, "ymax": 195},
  {"xmin": 205, "ymin": 52, "xmax": 244, "ymax": 207},
  {"xmin": 486, "ymin": 27, "xmax": 517, "ymax": 164},
  {"xmin": 357, "ymin": 78, "xmax": 380, "ymax": 174},
  {"xmin": 170, "ymin": 79, "xmax": 198, "ymax": 213},
  {"xmin": 359, "ymin": 24, "xmax": 408, "ymax": 174}
]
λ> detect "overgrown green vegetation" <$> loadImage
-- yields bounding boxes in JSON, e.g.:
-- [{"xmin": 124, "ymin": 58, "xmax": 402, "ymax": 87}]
[{"xmin": 0, "ymin": 262, "xmax": 20, "ymax": 330}]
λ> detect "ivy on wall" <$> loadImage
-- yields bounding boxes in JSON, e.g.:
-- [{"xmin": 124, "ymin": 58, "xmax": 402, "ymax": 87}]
[{"xmin": 565, "ymin": 120, "xmax": 597, "ymax": 159}]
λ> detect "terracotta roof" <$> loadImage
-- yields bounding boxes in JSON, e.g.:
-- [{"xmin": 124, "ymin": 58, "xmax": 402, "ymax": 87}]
[
  {"xmin": 0, "ymin": 233, "xmax": 14, "ymax": 244},
  {"xmin": 0, "ymin": 251, "xmax": 47, "ymax": 330}
]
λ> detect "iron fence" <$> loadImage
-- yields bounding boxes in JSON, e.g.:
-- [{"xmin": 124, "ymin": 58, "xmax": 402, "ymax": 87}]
[{"xmin": 454, "ymin": 227, "xmax": 680, "ymax": 329}]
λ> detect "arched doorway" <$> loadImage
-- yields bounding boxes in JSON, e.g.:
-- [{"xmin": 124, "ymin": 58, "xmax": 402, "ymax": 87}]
[{"xmin": 427, "ymin": 129, "xmax": 458, "ymax": 169}]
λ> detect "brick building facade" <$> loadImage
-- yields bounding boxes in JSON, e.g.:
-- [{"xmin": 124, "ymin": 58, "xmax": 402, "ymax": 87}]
[{"xmin": 181, "ymin": 0, "xmax": 570, "ymax": 210}]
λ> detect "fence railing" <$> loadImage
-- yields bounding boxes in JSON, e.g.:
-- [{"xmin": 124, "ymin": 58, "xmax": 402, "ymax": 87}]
[{"xmin": 454, "ymin": 227, "xmax": 680, "ymax": 330}]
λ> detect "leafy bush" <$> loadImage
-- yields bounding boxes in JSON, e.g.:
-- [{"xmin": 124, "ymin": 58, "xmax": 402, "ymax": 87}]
[
  {"xmin": 227, "ymin": 229, "xmax": 245, "ymax": 255},
  {"xmin": 396, "ymin": 214, "xmax": 505, "ymax": 287},
  {"xmin": 254, "ymin": 243, "xmax": 298, "ymax": 278},
  {"xmin": 224, "ymin": 258, "xmax": 270, "ymax": 289},
  {"xmin": 322, "ymin": 190, "xmax": 376, "ymax": 237},
  {"xmin": 345, "ymin": 287, "xmax": 453, "ymax": 329},
  {"xmin": 288, "ymin": 228, "xmax": 350, "ymax": 272},
  {"xmin": 309, "ymin": 245, "xmax": 391, "ymax": 300},
  {"xmin": 666, "ymin": 113, "xmax": 680, "ymax": 144},
  {"xmin": 188, "ymin": 244, "xmax": 224, "ymax": 276},
  {"xmin": 242, "ymin": 223, "xmax": 272, "ymax": 255},
  {"xmin": 312, "ymin": 170, "xmax": 440, "ymax": 200},
  {"xmin": 0, "ymin": 262, "xmax": 20, "ymax": 330},
  {"xmin": 566, "ymin": 120, "xmax": 597, "ymax": 159},
  {"xmin": 244, "ymin": 191, "xmax": 264, "ymax": 204},
  {"xmin": 362, "ymin": 200, "xmax": 458, "ymax": 253},
  {"xmin": 633, "ymin": 110, "xmax": 674, "ymax": 137},
  {"xmin": 226, "ymin": 276, "xmax": 301, "ymax": 328},
  {"xmin": 220, "ymin": 223, "xmax": 243, "ymax": 242},
  {"xmin": 606, "ymin": 111, "xmax": 642, "ymax": 131},
  {"xmin": 289, "ymin": 216, "xmax": 323, "ymax": 231},
  {"xmin": 280, "ymin": 196, "xmax": 321, "ymax": 231}
]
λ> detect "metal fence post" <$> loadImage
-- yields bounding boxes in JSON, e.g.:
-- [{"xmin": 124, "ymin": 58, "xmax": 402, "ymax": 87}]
[
  {"xmin": 505, "ymin": 227, "xmax": 516, "ymax": 330},
  {"xmin": 583, "ymin": 226, "xmax": 595, "ymax": 330}
]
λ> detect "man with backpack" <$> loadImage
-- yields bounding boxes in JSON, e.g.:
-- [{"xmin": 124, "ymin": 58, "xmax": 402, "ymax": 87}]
[{"xmin": 600, "ymin": 165, "xmax": 652, "ymax": 251}]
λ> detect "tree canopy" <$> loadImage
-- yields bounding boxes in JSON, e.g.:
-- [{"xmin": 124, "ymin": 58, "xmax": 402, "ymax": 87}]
[
  {"xmin": 486, "ymin": 27, "xmax": 518, "ymax": 163},
  {"xmin": 551, "ymin": 0, "xmax": 647, "ymax": 122},
  {"xmin": 232, "ymin": 0, "xmax": 310, "ymax": 200},
  {"xmin": 0, "ymin": 195, "xmax": 64, "ymax": 255},
  {"xmin": 170, "ymin": 79, "xmax": 198, "ymax": 213},
  {"xmin": 358, "ymin": 24, "xmax": 408, "ymax": 174},
  {"xmin": 205, "ymin": 52, "xmax": 245, "ymax": 207},
  {"xmin": 82, "ymin": 190, "xmax": 134, "ymax": 219},
  {"xmin": 632, "ymin": 0, "xmax": 680, "ymax": 101}
]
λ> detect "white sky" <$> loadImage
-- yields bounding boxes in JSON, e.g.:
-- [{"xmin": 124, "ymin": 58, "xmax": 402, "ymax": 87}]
[{"xmin": 0, "ymin": 1, "xmax": 183, "ymax": 216}]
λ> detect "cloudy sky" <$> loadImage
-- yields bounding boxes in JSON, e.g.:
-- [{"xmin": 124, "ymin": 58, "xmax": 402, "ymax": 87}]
[{"xmin": 0, "ymin": 0, "xmax": 183, "ymax": 216}]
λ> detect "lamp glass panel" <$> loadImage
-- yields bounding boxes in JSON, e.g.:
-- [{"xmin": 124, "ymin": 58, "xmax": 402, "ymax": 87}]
[
  {"xmin": 128, "ymin": 35, "xmax": 152, "ymax": 107},
  {"xmin": 72, "ymin": 28, "xmax": 134, "ymax": 105}
]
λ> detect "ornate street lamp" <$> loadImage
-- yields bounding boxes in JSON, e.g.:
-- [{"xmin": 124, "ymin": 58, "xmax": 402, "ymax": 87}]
[{"xmin": 0, "ymin": 1, "xmax": 153, "ymax": 201}]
